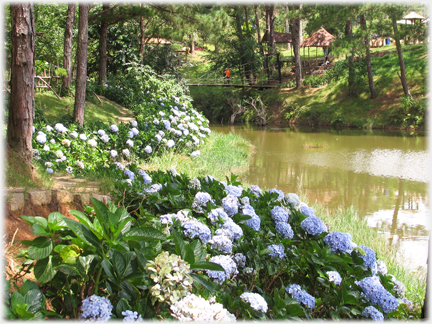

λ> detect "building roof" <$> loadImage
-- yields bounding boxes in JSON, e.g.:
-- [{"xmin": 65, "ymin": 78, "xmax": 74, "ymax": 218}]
[
  {"xmin": 147, "ymin": 37, "xmax": 171, "ymax": 44},
  {"xmin": 402, "ymin": 11, "xmax": 425, "ymax": 21},
  {"xmin": 300, "ymin": 27, "xmax": 335, "ymax": 47},
  {"xmin": 261, "ymin": 31, "xmax": 292, "ymax": 43}
]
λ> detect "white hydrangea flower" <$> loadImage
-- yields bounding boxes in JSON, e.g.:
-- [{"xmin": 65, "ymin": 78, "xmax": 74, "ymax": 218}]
[{"xmin": 88, "ymin": 139, "xmax": 97, "ymax": 148}]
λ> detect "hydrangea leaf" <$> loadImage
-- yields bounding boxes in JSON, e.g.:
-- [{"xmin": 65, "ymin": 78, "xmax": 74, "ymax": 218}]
[
  {"xmin": 59, "ymin": 244, "xmax": 82, "ymax": 264},
  {"xmin": 123, "ymin": 227, "xmax": 166, "ymax": 242},
  {"xmin": 27, "ymin": 237, "xmax": 53, "ymax": 260},
  {"xmin": 34, "ymin": 256, "xmax": 56, "ymax": 284},
  {"xmin": 24, "ymin": 289, "xmax": 45, "ymax": 314}
]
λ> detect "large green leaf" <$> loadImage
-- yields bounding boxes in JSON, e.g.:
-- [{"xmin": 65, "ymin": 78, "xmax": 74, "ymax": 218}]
[
  {"xmin": 69, "ymin": 210, "xmax": 96, "ymax": 233},
  {"xmin": 171, "ymin": 228, "xmax": 186, "ymax": 259},
  {"xmin": 56, "ymin": 264, "xmax": 80, "ymax": 276},
  {"xmin": 191, "ymin": 273, "xmax": 217, "ymax": 294},
  {"xmin": 192, "ymin": 240, "xmax": 206, "ymax": 263},
  {"xmin": 190, "ymin": 261, "xmax": 225, "ymax": 271},
  {"xmin": 112, "ymin": 250, "xmax": 126, "ymax": 277},
  {"xmin": 34, "ymin": 256, "xmax": 56, "ymax": 284},
  {"xmin": 32, "ymin": 224, "xmax": 50, "ymax": 236},
  {"xmin": 24, "ymin": 289, "xmax": 45, "ymax": 313},
  {"xmin": 11, "ymin": 291, "xmax": 25, "ymax": 309},
  {"xmin": 15, "ymin": 305, "xmax": 35, "ymax": 319},
  {"xmin": 27, "ymin": 237, "xmax": 53, "ymax": 260},
  {"xmin": 90, "ymin": 197, "xmax": 111, "ymax": 237},
  {"xmin": 20, "ymin": 216, "xmax": 47, "ymax": 228},
  {"xmin": 63, "ymin": 218, "xmax": 103, "ymax": 250},
  {"xmin": 77, "ymin": 254, "xmax": 98, "ymax": 281},
  {"xmin": 101, "ymin": 259, "xmax": 118, "ymax": 284},
  {"xmin": 115, "ymin": 298, "xmax": 131, "ymax": 318},
  {"xmin": 47, "ymin": 212, "xmax": 67, "ymax": 231},
  {"xmin": 121, "ymin": 281, "xmax": 139, "ymax": 304},
  {"xmin": 123, "ymin": 227, "xmax": 166, "ymax": 242},
  {"xmin": 20, "ymin": 280, "xmax": 39, "ymax": 295},
  {"xmin": 113, "ymin": 218, "xmax": 134, "ymax": 240}
]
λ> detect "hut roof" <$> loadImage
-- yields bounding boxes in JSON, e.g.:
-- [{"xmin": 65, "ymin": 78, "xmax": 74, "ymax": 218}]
[
  {"xmin": 402, "ymin": 11, "xmax": 425, "ymax": 21},
  {"xmin": 147, "ymin": 37, "xmax": 171, "ymax": 44},
  {"xmin": 300, "ymin": 27, "xmax": 335, "ymax": 47},
  {"xmin": 261, "ymin": 31, "xmax": 292, "ymax": 43}
]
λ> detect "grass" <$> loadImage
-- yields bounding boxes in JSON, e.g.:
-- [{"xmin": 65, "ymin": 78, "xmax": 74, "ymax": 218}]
[
  {"xmin": 35, "ymin": 91, "xmax": 134, "ymax": 125},
  {"xmin": 311, "ymin": 202, "xmax": 426, "ymax": 315},
  {"xmin": 141, "ymin": 131, "xmax": 253, "ymax": 182}
]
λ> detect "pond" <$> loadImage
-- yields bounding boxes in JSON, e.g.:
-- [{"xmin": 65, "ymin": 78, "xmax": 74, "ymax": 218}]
[{"xmin": 211, "ymin": 125, "xmax": 429, "ymax": 272}]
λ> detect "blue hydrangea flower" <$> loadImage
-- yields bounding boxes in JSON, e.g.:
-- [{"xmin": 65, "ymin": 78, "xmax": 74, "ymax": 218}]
[
  {"xmin": 359, "ymin": 244, "xmax": 377, "ymax": 270},
  {"xmin": 285, "ymin": 285, "xmax": 315, "ymax": 309},
  {"xmin": 110, "ymin": 150, "xmax": 117, "ymax": 158},
  {"xmin": 232, "ymin": 253, "xmax": 246, "ymax": 267},
  {"xmin": 155, "ymin": 134, "xmax": 162, "ymax": 142},
  {"xmin": 390, "ymin": 275, "xmax": 406, "ymax": 298},
  {"xmin": 138, "ymin": 170, "xmax": 152, "ymax": 184},
  {"xmin": 160, "ymin": 213, "xmax": 175, "ymax": 225},
  {"xmin": 167, "ymin": 139, "xmax": 175, "ymax": 148},
  {"xmin": 54, "ymin": 123, "xmax": 67, "ymax": 133},
  {"xmin": 275, "ymin": 222, "xmax": 294, "ymax": 239},
  {"xmin": 225, "ymin": 184, "xmax": 243, "ymax": 197},
  {"xmin": 363, "ymin": 306, "xmax": 384, "ymax": 321},
  {"xmin": 130, "ymin": 120, "xmax": 138, "ymax": 127},
  {"xmin": 286, "ymin": 284, "xmax": 301, "ymax": 295},
  {"xmin": 131, "ymin": 127, "xmax": 139, "ymax": 136},
  {"xmin": 376, "ymin": 261, "xmax": 388, "ymax": 275},
  {"xmin": 70, "ymin": 131, "xmax": 78, "ymax": 139},
  {"xmin": 356, "ymin": 276, "xmax": 399, "ymax": 313},
  {"xmin": 268, "ymin": 188, "xmax": 284, "ymax": 200},
  {"xmin": 80, "ymin": 295, "xmax": 113, "ymax": 321},
  {"xmin": 122, "ymin": 310, "xmax": 143, "ymax": 322},
  {"xmin": 300, "ymin": 216, "xmax": 327, "ymax": 236},
  {"xmin": 124, "ymin": 169, "xmax": 135, "ymax": 181},
  {"xmin": 249, "ymin": 185, "xmax": 262, "ymax": 198},
  {"xmin": 190, "ymin": 150, "xmax": 200, "ymax": 157},
  {"xmin": 327, "ymin": 271, "xmax": 342, "ymax": 285},
  {"xmin": 323, "ymin": 231, "xmax": 355, "ymax": 254},
  {"xmin": 209, "ymin": 234, "xmax": 233, "ymax": 254},
  {"xmin": 268, "ymin": 244, "xmax": 285, "ymax": 259},
  {"xmin": 110, "ymin": 124, "xmax": 119, "ymax": 132},
  {"xmin": 144, "ymin": 145, "xmax": 152, "ymax": 154},
  {"xmin": 36, "ymin": 134, "xmax": 47, "ymax": 144},
  {"xmin": 300, "ymin": 205, "xmax": 315, "ymax": 217},
  {"xmin": 46, "ymin": 168, "xmax": 54, "ymax": 174},
  {"xmin": 222, "ymin": 217, "xmax": 243, "ymax": 240},
  {"xmin": 207, "ymin": 208, "xmax": 229, "ymax": 223},
  {"xmin": 242, "ymin": 204, "xmax": 260, "ymax": 231},
  {"xmin": 183, "ymin": 220, "xmax": 211, "ymax": 244},
  {"xmin": 285, "ymin": 193, "xmax": 301, "ymax": 208},
  {"xmin": 271, "ymin": 206, "xmax": 289, "ymax": 223},
  {"xmin": 222, "ymin": 195, "xmax": 239, "ymax": 216},
  {"xmin": 144, "ymin": 183, "xmax": 162, "ymax": 194},
  {"xmin": 240, "ymin": 292, "xmax": 268, "ymax": 313},
  {"xmin": 163, "ymin": 120, "xmax": 171, "ymax": 130},
  {"xmin": 192, "ymin": 192, "xmax": 213, "ymax": 213},
  {"xmin": 206, "ymin": 255, "xmax": 238, "ymax": 284}
]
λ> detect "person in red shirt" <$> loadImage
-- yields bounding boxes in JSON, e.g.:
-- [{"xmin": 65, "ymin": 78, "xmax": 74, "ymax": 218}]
[{"xmin": 225, "ymin": 68, "xmax": 231, "ymax": 84}]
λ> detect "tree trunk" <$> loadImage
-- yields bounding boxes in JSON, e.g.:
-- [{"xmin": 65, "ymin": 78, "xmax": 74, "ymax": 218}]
[
  {"xmin": 285, "ymin": 4, "xmax": 290, "ymax": 50},
  {"xmin": 254, "ymin": 5, "xmax": 268, "ymax": 74},
  {"xmin": 268, "ymin": 5, "xmax": 275, "ymax": 56},
  {"xmin": 290, "ymin": 5, "xmax": 302, "ymax": 89},
  {"xmin": 345, "ymin": 19, "xmax": 356, "ymax": 97},
  {"xmin": 360, "ymin": 13, "xmax": 377, "ymax": 99},
  {"xmin": 8, "ymin": 4, "xmax": 36, "ymax": 175},
  {"xmin": 73, "ymin": 3, "xmax": 89, "ymax": 126},
  {"xmin": 390, "ymin": 13, "xmax": 413, "ymax": 99},
  {"xmin": 62, "ymin": 3, "xmax": 75, "ymax": 91},
  {"xmin": 98, "ymin": 3, "xmax": 109, "ymax": 86},
  {"xmin": 190, "ymin": 33, "xmax": 195, "ymax": 55}
]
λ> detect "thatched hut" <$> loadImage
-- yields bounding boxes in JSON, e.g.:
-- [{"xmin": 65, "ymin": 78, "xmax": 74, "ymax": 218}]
[
  {"xmin": 300, "ymin": 27, "xmax": 335, "ymax": 65},
  {"xmin": 261, "ymin": 31, "xmax": 293, "ymax": 44},
  {"xmin": 401, "ymin": 11, "xmax": 426, "ymax": 24}
]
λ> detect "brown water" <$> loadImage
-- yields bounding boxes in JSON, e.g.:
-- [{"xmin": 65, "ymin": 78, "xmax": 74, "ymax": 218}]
[{"xmin": 212, "ymin": 125, "xmax": 429, "ymax": 271}]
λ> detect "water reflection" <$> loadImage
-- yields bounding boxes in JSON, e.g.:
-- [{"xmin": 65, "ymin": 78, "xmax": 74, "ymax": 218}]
[{"xmin": 211, "ymin": 125, "xmax": 429, "ymax": 270}]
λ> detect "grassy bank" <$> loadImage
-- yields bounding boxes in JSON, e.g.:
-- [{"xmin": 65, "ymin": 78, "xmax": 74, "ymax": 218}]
[
  {"xmin": 312, "ymin": 202, "xmax": 426, "ymax": 315},
  {"xmin": 141, "ymin": 131, "xmax": 253, "ymax": 181},
  {"xmin": 186, "ymin": 44, "xmax": 427, "ymax": 130}
]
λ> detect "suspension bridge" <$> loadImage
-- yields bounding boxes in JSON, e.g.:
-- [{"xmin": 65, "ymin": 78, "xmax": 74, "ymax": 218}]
[{"xmin": 184, "ymin": 60, "xmax": 285, "ymax": 89}]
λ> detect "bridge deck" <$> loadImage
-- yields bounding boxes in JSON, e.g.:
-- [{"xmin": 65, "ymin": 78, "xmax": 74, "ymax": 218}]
[{"xmin": 186, "ymin": 83, "xmax": 278, "ymax": 88}]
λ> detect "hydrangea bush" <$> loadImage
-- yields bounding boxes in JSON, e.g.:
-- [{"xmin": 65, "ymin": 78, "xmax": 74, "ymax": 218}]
[{"xmin": 9, "ymin": 169, "xmax": 419, "ymax": 321}]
